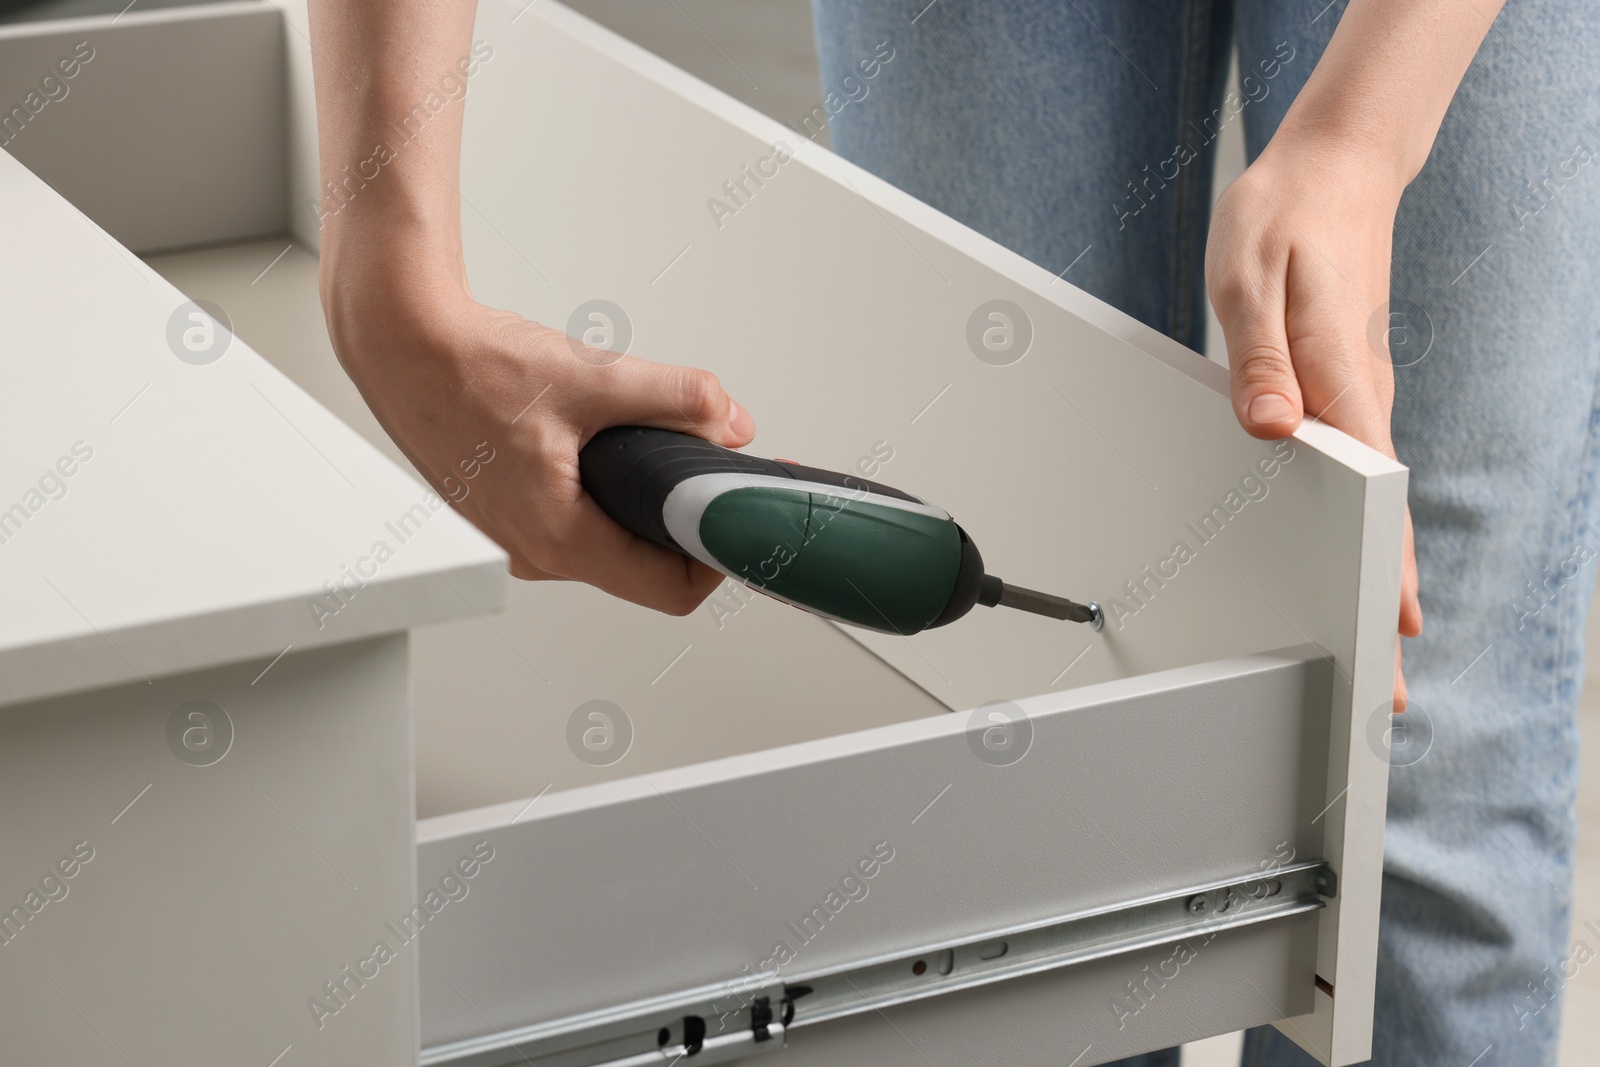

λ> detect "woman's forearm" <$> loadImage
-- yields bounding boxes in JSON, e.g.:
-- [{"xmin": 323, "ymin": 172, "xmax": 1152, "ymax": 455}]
[
  {"xmin": 298, "ymin": 0, "xmax": 758, "ymax": 614},
  {"xmin": 1272, "ymin": 0, "xmax": 1508, "ymax": 189},
  {"xmin": 306, "ymin": 0, "xmax": 480, "ymax": 295}
]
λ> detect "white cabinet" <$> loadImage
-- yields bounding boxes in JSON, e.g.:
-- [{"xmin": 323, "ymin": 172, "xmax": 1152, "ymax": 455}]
[
  {"xmin": 0, "ymin": 99, "xmax": 502, "ymax": 1067},
  {"xmin": 0, "ymin": 3, "xmax": 1405, "ymax": 1065}
]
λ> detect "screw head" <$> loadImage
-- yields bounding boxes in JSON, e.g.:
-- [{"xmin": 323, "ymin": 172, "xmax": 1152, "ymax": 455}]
[{"xmin": 1186, "ymin": 895, "xmax": 1210, "ymax": 916}]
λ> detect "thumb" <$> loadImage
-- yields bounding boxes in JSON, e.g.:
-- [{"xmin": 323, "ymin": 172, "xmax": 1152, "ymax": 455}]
[
  {"xmin": 597, "ymin": 355, "xmax": 756, "ymax": 448},
  {"xmin": 1213, "ymin": 282, "xmax": 1304, "ymax": 439}
]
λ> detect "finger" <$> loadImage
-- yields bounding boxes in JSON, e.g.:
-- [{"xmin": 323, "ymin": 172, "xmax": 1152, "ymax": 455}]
[
  {"xmin": 507, "ymin": 548, "xmax": 714, "ymax": 619},
  {"xmin": 495, "ymin": 450, "xmax": 728, "ymax": 613},
  {"xmin": 543, "ymin": 356, "xmax": 753, "ymax": 611},
  {"xmin": 538, "ymin": 493, "xmax": 728, "ymax": 615},
  {"xmin": 588, "ymin": 356, "xmax": 756, "ymax": 449},
  {"xmin": 508, "ymin": 555, "xmax": 559, "ymax": 582},
  {"xmin": 1211, "ymin": 262, "xmax": 1305, "ymax": 439},
  {"xmin": 1394, "ymin": 638, "xmax": 1408, "ymax": 714},
  {"xmin": 1399, "ymin": 506, "xmax": 1422, "ymax": 637}
]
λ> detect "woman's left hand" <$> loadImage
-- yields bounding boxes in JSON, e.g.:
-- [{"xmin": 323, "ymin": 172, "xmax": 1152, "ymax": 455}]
[{"xmin": 1205, "ymin": 137, "xmax": 1423, "ymax": 710}]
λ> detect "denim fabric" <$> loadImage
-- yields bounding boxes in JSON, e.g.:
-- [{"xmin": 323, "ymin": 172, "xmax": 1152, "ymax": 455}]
[{"xmin": 811, "ymin": 2, "xmax": 1600, "ymax": 1065}]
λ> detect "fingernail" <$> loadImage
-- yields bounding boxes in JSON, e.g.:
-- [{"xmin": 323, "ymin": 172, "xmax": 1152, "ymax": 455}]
[
  {"xmin": 728, "ymin": 399, "xmax": 755, "ymax": 438},
  {"xmin": 1248, "ymin": 393, "xmax": 1295, "ymax": 425}
]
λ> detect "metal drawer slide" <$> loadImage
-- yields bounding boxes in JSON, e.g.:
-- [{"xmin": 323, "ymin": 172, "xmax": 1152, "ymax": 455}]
[{"xmin": 422, "ymin": 861, "xmax": 1332, "ymax": 1067}]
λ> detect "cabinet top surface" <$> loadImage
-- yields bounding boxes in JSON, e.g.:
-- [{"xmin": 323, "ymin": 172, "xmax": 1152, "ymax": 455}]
[{"xmin": 0, "ymin": 151, "xmax": 505, "ymax": 704}]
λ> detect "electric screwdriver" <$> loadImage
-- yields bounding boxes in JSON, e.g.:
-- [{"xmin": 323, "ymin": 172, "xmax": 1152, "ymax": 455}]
[{"xmin": 578, "ymin": 426, "xmax": 1102, "ymax": 636}]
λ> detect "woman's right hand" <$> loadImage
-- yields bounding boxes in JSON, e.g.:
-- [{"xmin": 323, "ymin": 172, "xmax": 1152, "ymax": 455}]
[{"xmin": 320, "ymin": 264, "xmax": 757, "ymax": 616}]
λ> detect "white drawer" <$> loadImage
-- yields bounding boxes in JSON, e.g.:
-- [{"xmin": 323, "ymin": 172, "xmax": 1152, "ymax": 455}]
[{"xmin": 0, "ymin": 3, "xmax": 1405, "ymax": 1065}]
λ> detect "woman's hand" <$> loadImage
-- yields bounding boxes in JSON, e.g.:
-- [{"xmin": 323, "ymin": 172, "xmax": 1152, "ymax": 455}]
[
  {"xmin": 306, "ymin": 1, "xmax": 755, "ymax": 616},
  {"xmin": 321, "ymin": 236, "xmax": 756, "ymax": 615},
  {"xmin": 1205, "ymin": 138, "xmax": 1423, "ymax": 710}
]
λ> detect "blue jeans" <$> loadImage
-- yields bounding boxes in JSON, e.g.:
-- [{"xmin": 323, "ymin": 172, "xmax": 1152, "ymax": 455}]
[{"xmin": 811, "ymin": 1, "xmax": 1600, "ymax": 1064}]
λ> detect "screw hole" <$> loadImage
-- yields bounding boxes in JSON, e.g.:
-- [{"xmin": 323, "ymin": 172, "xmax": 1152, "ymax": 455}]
[
  {"xmin": 912, "ymin": 959, "xmax": 927, "ymax": 975},
  {"xmin": 682, "ymin": 1016, "xmax": 706, "ymax": 1056},
  {"xmin": 657, "ymin": 1028, "xmax": 669, "ymax": 1046}
]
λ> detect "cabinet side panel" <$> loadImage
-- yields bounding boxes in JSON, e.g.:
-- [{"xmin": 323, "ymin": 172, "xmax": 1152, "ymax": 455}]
[{"xmin": 0, "ymin": 635, "xmax": 414, "ymax": 1066}]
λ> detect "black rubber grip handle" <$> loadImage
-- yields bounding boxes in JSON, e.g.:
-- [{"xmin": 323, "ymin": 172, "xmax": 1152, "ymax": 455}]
[{"xmin": 578, "ymin": 426, "xmax": 920, "ymax": 551}]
